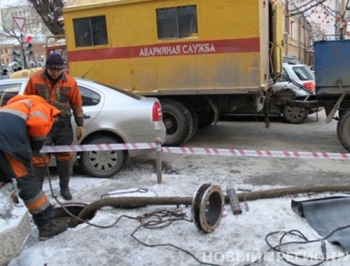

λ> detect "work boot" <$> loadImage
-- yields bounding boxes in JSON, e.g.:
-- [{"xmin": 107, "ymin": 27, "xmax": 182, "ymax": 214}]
[
  {"xmin": 60, "ymin": 184, "xmax": 72, "ymax": 200},
  {"xmin": 57, "ymin": 161, "xmax": 72, "ymax": 200},
  {"xmin": 38, "ymin": 217, "xmax": 71, "ymax": 240},
  {"xmin": 34, "ymin": 166, "xmax": 47, "ymax": 189}
]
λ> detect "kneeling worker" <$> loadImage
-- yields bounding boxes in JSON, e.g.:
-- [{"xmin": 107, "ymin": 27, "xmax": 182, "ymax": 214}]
[{"xmin": 0, "ymin": 95, "xmax": 71, "ymax": 240}]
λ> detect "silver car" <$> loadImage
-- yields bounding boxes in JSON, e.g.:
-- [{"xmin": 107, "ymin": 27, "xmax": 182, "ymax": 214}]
[
  {"xmin": 272, "ymin": 62, "xmax": 317, "ymax": 123},
  {"xmin": 0, "ymin": 78, "xmax": 166, "ymax": 178},
  {"xmin": 220, "ymin": 63, "xmax": 318, "ymax": 124},
  {"xmin": 273, "ymin": 62, "xmax": 315, "ymax": 96}
]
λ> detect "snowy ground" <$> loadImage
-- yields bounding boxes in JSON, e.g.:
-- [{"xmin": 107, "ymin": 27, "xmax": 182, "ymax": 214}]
[
  {"xmin": 3, "ymin": 149, "xmax": 350, "ymax": 266},
  {"xmin": 2, "ymin": 111, "xmax": 349, "ymax": 266}
]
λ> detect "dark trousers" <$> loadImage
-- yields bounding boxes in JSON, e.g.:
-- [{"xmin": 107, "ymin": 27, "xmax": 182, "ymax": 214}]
[
  {"xmin": 46, "ymin": 121, "xmax": 73, "ymax": 160},
  {"xmin": 32, "ymin": 121, "xmax": 74, "ymax": 168},
  {"xmin": 0, "ymin": 150, "xmax": 53, "ymax": 226}
]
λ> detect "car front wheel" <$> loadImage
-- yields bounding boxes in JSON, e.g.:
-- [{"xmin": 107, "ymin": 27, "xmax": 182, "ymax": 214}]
[
  {"xmin": 282, "ymin": 105, "xmax": 309, "ymax": 124},
  {"xmin": 80, "ymin": 136, "xmax": 126, "ymax": 178}
]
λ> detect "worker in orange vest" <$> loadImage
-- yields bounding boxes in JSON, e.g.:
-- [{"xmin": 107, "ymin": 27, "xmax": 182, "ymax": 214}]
[
  {"xmin": 0, "ymin": 95, "xmax": 72, "ymax": 240},
  {"xmin": 24, "ymin": 53, "xmax": 85, "ymax": 200}
]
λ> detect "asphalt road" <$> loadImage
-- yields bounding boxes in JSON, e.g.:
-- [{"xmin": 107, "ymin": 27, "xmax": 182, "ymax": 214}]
[
  {"xmin": 189, "ymin": 111, "xmax": 343, "ymax": 153},
  {"xmin": 128, "ymin": 110, "xmax": 349, "ymax": 189}
]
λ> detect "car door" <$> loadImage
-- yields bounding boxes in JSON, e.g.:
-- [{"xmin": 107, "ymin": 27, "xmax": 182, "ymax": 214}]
[
  {"xmin": 72, "ymin": 84, "xmax": 103, "ymax": 143},
  {"xmin": 272, "ymin": 67, "xmax": 297, "ymax": 92}
]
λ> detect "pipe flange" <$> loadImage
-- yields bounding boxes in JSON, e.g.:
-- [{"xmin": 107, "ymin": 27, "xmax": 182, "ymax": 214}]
[{"xmin": 191, "ymin": 183, "xmax": 224, "ymax": 233}]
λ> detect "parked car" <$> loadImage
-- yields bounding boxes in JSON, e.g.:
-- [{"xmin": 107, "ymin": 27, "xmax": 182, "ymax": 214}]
[
  {"xmin": 0, "ymin": 69, "xmax": 9, "ymax": 80},
  {"xmin": 6, "ymin": 62, "xmax": 21, "ymax": 74},
  {"xmin": 273, "ymin": 62, "xmax": 315, "ymax": 95},
  {"xmin": 272, "ymin": 62, "xmax": 317, "ymax": 123},
  {"xmin": 0, "ymin": 78, "xmax": 166, "ymax": 178},
  {"xmin": 9, "ymin": 67, "xmax": 44, "ymax": 79},
  {"xmin": 220, "ymin": 62, "xmax": 318, "ymax": 124}
]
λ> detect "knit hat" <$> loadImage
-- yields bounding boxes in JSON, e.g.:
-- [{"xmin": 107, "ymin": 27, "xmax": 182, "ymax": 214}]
[{"xmin": 46, "ymin": 54, "xmax": 65, "ymax": 70}]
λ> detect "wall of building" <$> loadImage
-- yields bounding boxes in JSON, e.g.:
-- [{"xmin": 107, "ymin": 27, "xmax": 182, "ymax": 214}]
[
  {"xmin": 283, "ymin": 0, "xmax": 313, "ymax": 65},
  {"xmin": 0, "ymin": 3, "xmax": 48, "ymax": 70}
]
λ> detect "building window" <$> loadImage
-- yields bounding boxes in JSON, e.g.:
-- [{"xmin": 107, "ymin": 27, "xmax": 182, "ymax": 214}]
[
  {"xmin": 156, "ymin": 5, "xmax": 198, "ymax": 39},
  {"xmin": 73, "ymin": 16, "xmax": 108, "ymax": 47},
  {"xmin": 290, "ymin": 21, "xmax": 295, "ymax": 39}
]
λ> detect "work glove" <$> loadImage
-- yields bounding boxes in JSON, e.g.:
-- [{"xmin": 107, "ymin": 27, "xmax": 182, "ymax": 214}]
[{"xmin": 76, "ymin": 126, "xmax": 85, "ymax": 141}]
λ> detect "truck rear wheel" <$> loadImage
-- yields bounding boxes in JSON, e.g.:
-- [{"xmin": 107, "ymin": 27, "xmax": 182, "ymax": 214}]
[
  {"xmin": 183, "ymin": 102, "xmax": 199, "ymax": 142},
  {"xmin": 160, "ymin": 98, "xmax": 194, "ymax": 146},
  {"xmin": 198, "ymin": 109, "xmax": 215, "ymax": 129},
  {"xmin": 337, "ymin": 110, "xmax": 350, "ymax": 152}
]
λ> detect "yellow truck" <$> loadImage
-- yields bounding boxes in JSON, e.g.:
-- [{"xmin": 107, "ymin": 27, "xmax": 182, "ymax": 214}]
[
  {"xmin": 62, "ymin": 0, "xmax": 285, "ymax": 146},
  {"xmin": 45, "ymin": 35, "xmax": 67, "ymax": 62}
]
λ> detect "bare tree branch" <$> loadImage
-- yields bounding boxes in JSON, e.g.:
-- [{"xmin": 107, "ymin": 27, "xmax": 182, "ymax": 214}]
[
  {"xmin": 289, "ymin": 0, "xmax": 328, "ymax": 17},
  {"xmin": 310, "ymin": 21, "xmax": 327, "ymax": 41},
  {"xmin": 27, "ymin": 0, "xmax": 65, "ymax": 35}
]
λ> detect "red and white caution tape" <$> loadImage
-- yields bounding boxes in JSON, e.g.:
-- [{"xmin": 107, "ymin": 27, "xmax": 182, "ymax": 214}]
[
  {"xmin": 40, "ymin": 143, "xmax": 157, "ymax": 153},
  {"xmin": 161, "ymin": 147, "xmax": 350, "ymax": 160},
  {"xmin": 40, "ymin": 143, "xmax": 350, "ymax": 160}
]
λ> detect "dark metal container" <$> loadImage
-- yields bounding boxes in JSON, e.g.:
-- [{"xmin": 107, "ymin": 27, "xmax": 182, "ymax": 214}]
[{"xmin": 314, "ymin": 40, "xmax": 350, "ymax": 98}]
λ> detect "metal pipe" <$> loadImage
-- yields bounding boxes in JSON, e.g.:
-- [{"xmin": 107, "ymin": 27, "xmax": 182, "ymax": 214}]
[
  {"xmin": 76, "ymin": 184, "xmax": 350, "ymax": 222},
  {"xmin": 155, "ymin": 137, "xmax": 162, "ymax": 184}
]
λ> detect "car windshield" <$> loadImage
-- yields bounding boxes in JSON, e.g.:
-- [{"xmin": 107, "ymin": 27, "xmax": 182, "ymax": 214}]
[
  {"xmin": 0, "ymin": 83, "xmax": 21, "ymax": 106},
  {"xmin": 291, "ymin": 66, "xmax": 314, "ymax": 81}
]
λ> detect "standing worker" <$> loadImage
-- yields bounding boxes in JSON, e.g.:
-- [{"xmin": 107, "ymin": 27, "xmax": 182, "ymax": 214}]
[
  {"xmin": 24, "ymin": 53, "xmax": 85, "ymax": 200},
  {"xmin": 0, "ymin": 95, "xmax": 71, "ymax": 240}
]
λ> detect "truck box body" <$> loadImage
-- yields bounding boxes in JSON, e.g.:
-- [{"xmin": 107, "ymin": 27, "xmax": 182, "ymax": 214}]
[
  {"xmin": 63, "ymin": 0, "xmax": 271, "ymax": 95},
  {"xmin": 62, "ymin": 0, "xmax": 278, "ymax": 146},
  {"xmin": 314, "ymin": 40, "xmax": 350, "ymax": 98},
  {"xmin": 299, "ymin": 39, "xmax": 350, "ymax": 153}
]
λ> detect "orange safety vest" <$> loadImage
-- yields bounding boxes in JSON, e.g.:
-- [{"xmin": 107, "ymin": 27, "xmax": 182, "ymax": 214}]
[
  {"xmin": 7, "ymin": 94, "xmax": 61, "ymax": 139},
  {"xmin": 0, "ymin": 95, "xmax": 61, "ymax": 165},
  {"xmin": 0, "ymin": 95, "xmax": 61, "ymax": 215},
  {"xmin": 24, "ymin": 69, "xmax": 84, "ymax": 126}
]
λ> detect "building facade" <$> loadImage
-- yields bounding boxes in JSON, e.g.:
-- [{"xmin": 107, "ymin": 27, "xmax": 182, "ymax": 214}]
[
  {"xmin": 0, "ymin": 3, "xmax": 48, "ymax": 70},
  {"xmin": 281, "ymin": 0, "xmax": 314, "ymax": 65}
]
